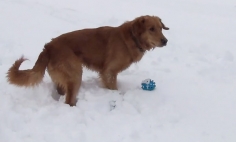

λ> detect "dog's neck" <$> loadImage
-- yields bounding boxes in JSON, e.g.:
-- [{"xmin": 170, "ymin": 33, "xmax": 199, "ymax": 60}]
[{"xmin": 130, "ymin": 31, "xmax": 145, "ymax": 53}]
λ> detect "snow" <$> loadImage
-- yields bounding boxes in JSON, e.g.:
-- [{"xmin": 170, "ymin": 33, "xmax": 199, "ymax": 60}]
[{"xmin": 0, "ymin": 0, "xmax": 236, "ymax": 141}]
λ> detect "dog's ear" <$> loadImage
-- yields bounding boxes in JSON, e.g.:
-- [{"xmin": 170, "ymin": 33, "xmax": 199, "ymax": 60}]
[
  {"xmin": 132, "ymin": 17, "xmax": 146, "ymax": 36},
  {"xmin": 160, "ymin": 19, "xmax": 169, "ymax": 30}
]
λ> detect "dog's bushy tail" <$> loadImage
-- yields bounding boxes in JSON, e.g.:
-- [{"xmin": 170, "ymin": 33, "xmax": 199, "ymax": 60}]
[{"xmin": 6, "ymin": 48, "xmax": 49, "ymax": 87}]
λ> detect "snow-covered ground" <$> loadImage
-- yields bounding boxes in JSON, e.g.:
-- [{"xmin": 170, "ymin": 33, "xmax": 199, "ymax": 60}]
[{"xmin": 1, "ymin": 0, "xmax": 236, "ymax": 141}]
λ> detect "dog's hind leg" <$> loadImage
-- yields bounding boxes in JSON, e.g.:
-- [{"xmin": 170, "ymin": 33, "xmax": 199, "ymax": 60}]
[
  {"xmin": 65, "ymin": 80, "xmax": 81, "ymax": 106},
  {"xmin": 51, "ymin": 73, "xmax": 82, "ymax": 106},
  {"xmin": 56, "ymin": 83, "xmax": 65, "ymax": 95},
  {"xmin": 63, "ymin": 59, "xmax": 82, "ymax": 106},
  {"xmin": 47, "ymin": 48, "xmax": 83, "ymax": 106}
]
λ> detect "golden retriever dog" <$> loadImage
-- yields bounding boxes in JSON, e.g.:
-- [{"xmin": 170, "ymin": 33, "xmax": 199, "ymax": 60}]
[{"xmin": 6, "ymin": 15, "xmax": 169, "ymax": 106}]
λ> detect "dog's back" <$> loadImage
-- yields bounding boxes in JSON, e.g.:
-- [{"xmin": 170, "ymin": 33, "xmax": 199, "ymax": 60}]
[{"xmin": 49, "ymin": 26, "xmax": 119, "ymax": 72}]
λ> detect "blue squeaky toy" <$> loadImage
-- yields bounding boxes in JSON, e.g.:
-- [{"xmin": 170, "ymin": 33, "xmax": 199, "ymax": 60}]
[{"xmin": 141, "ymin": 79, "xmax": 156, "ymax": 91}]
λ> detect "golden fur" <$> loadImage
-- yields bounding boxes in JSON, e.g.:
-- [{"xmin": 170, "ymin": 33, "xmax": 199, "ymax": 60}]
[{"xmin": 7, "ymin": 15, "xmax": 169, "ymax": 106}]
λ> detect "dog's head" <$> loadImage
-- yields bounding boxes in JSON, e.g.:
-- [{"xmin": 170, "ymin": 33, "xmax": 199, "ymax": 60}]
[{"xmin": 131, "ymin": 15, "xmax": 169, "ymax": 51}]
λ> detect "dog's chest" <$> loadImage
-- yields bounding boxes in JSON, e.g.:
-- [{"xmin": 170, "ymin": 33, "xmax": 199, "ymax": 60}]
[
  {"xmin": 130, "ymin": 50, "xmax": 144, "ymax": 63},
  {"xmin": 116, "ymin": 55, "xmax": 143, "ymax": 72}
]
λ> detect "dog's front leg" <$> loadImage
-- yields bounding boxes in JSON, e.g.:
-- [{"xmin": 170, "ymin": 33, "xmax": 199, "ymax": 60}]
[{"xmin": 100, "ymin": 72, "xmax": 118, "ymax": 90}]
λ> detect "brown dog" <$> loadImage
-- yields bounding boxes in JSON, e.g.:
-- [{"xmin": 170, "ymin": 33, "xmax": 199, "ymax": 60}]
[{"xmin": 6, "ymin": 15, "xmax": 169, "ymax": 106}]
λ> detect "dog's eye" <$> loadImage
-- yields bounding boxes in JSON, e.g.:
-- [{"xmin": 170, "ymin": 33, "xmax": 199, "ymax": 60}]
[{"xmin": 149, "ymin": 27, "xmax": 155, "ymax": 32}]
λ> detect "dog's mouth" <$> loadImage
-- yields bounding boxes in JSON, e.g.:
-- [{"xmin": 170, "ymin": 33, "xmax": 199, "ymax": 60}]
[
  {"xmin": 150, "ymin": 42, "xmax": 165, "ymax": 49},
  {"xmin": 162, "ymin": 42, "xmax": 167, "ymax": 46},
  {"xmin": 150, "ymin": 42, "xmax": 156, "ymax": 47},
  {"xmin": 157, "ymin": 42, "xmax": 167, "ymax": 48},
  {"xmin": 146, "ymin": 42, "xmax": 157, "ymax": 51},
  {"xmin": 159, "ymin": 44, "xmax": 166, "ymax": 47}
]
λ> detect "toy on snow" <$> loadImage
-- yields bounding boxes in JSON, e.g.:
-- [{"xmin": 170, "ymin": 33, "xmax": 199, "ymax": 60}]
[{"xmin": 141, "ymin": 79, "xmax": 156, "ymax": 91}]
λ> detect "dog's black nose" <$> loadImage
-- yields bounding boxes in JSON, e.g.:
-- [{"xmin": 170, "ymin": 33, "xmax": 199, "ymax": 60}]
[{"xmin": 161, "ymin": 39, "xmax": 168, "ymax": 45}]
